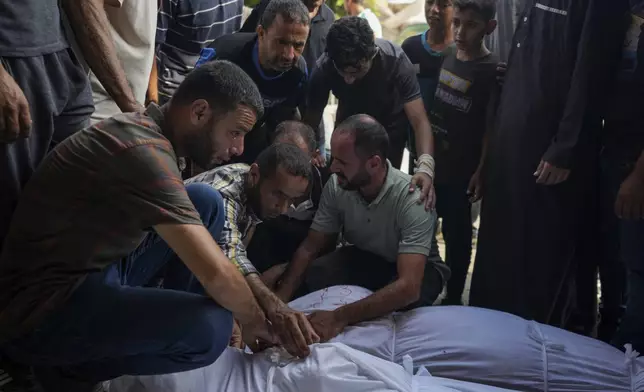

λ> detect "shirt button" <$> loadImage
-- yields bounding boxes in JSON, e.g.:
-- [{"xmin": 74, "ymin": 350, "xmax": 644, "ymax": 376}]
[
  {"xmin": 517, "ymin": 42, "xmax": 521, "ymax": 48},
  {"xmin": 523, "ymin": 16, "xmax": 528, "ymax": 22}
]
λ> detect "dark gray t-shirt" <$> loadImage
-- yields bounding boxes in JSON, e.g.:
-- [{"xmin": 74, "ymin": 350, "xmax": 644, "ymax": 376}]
[{"xmin": 0, "ymin": 0, "xmax": 68, "ymax": 57}]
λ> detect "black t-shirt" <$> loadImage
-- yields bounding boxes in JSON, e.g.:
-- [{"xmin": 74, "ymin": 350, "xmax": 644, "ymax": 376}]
[
  {"xmin": 203, "ymin": 33, "xmax": 308, "ymax": 162},
  {"xmin": 431, "ymin": 52, "xmax": 499, "ymax": 184},
  {"xmin": 308, "ymin": 39, "xmax": 421, "ymax": 141}
]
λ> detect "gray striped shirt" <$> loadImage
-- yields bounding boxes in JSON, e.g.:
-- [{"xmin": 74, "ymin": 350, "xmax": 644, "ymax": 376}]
[{"xmin": 156, "ymin": 0, "xmax": 243, "ymax": 102}]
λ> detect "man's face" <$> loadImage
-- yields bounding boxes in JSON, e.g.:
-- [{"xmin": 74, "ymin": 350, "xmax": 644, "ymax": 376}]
[
  {"xmin": 258, "ymin": 15, "xmax": 309, "ymax": 72},
  {"xmin": 333, "ymin": 53, "xmax": 376, "ymax": 85},
  {"xmin": 247, "ymin": 164, "xmax": 310, "ymax": 219},
  {"xmin": 329, "ymin": 132, "xmax": 372, "ymax": 190},
  {"xmin": 453, "ymin": 8, "xmax": 493, "ymax": 51},
  {"xmin": 303, "ymin": 0, "xmax": 324, "ymax": 17},
  {"xmin": 425, "ymin": 0, "xmax": 454, "ymax": 30},
  {"xmin": 184, "ymin": 100, "xmax": 256, "ymax": 169}
]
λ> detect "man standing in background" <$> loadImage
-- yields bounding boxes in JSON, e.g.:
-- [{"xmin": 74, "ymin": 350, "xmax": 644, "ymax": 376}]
[
  {"xmin": 156, "ymin": 0, "xmax": 244, "ymax": 104},
  {"xmin": 90, "ymin": 0, "xmax": 158, "ymax": 123},
  {"xmin": 470, "ymin": 0, "xmax": 628, "ymax": 325},
  {"xmin": 0, "ymin": 0, "xmax": 140, "ymax": 251}
]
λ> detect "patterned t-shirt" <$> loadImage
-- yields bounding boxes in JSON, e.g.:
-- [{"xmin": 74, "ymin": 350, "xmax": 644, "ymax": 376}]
[{"xmin": 0, "ymin": 104, "xmax": 202, "ymax": 342}]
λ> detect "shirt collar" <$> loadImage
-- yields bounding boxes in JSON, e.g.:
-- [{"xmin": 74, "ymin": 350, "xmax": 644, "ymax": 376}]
[{"xmin": 365, "ymin": 160, "xmax": 394, "ymax": 207}]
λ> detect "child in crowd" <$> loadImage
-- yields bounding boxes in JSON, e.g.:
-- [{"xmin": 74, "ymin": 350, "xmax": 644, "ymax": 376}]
[
  {"xmin": 430, "ymin": 0, "xmax": 498, "ymax": 305},
  {"xmin": 402, "ymin": 0, "xmax": 455, "ymax": 174}
]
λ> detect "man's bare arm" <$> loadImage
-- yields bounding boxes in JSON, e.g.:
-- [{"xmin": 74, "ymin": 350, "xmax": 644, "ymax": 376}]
[
  {"xmin": 404, "ymin": 98, "xmax": 434, "ymax": 157},
  {"xmin": 62, "ymin": 0, "xmax": 141, "ymax": 113},
  {"xmin": 275, "ymin": 229, "xmax": 337, "ymax": 302},
  {"xmin": 334, "ymin": 254, "xmax": 426, "ymax": 325},
  {"xmin": 154, "ymin": 223, "xmax": 265, "ymax": 326},
  {"xmin": 147, "ymin": 56, "xmax": 159, "ymax": 105}
]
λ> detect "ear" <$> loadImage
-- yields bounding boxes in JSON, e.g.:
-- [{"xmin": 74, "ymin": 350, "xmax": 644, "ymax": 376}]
[
  {"xmin": 486, "ymin": 20, "xmax": 498, "ymax": 35},
  {"xmin": 257, "ymin": 24, "xmax": 265, "ymax": 39},
  {"xmin": 249, "ymin": 163, "xmax": 261, "ymax": 186},
  {"xmin": 190, "ymin": 99, "xmax": 211, "ymax": 126},
  {"xmin": 367, "ymin": 155, "xmax": 382, "ymax": 170}
]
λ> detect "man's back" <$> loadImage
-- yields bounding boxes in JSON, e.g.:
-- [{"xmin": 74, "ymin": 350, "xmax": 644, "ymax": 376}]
[{"xmin": 0, "ymin": 108, "xmax": 201, "ymax": 342}]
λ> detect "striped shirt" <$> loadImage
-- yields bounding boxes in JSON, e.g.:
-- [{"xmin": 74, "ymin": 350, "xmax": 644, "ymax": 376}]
[
  {"xmin": 185, "ymin": 164, "xmax": 261, "ymax": 276},
  {"xmin": 156, "ymin": 0, "xmax": 243, "ymax": 102}
]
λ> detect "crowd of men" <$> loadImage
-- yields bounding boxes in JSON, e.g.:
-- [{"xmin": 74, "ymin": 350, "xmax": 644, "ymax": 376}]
[{"xmin": 0, "ymin": 0, "xmax": 642, "ymax": 391}]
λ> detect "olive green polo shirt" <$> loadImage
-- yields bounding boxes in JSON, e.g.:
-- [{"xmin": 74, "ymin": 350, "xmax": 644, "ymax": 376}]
[{"xmin": 312, "ymin": 161, "xmax": 436, "ymax": 262}]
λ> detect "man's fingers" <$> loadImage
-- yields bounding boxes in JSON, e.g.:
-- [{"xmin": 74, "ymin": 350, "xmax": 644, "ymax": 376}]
[
  {"xmin": 534, "ymin": 160, "xmax": 545, "ymax": 177},
  {"xmin": 536, "ymin": 167, "xmax": 550, "ymax": 184},
  {"xmin": 409, "ymin": 176, "xmax": 418, "ymax": 193},
  {"xmin": 18, "ymin": 101, "xmax": 32, "ymax": 138},
  {"xmin": 297, "ymin": 313, "xmax": 320, "ymax": 344},
  {"xmin": 284, "ymin": 314, "xmax": 310, "ymax": 356}
]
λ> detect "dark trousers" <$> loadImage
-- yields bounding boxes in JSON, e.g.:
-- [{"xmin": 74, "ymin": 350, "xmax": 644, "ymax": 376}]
[
  {"xmin": 434, "ymin": 182, "xmax": 473, "ymax": 302},
  {"xmin": 304, "ymin": 246, "xmax": 444, "ymax": 308},
  {"xmin": 0, "ymin": 184, "xmax": 232, "ymax": 387},
  {"xmin": 0, "ymin": 50, "xmax": 94, "ymax": 248}
]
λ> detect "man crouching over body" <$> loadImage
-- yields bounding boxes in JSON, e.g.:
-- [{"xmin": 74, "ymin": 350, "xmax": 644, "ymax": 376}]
[
  {"xmin": 173, "ymin": 143, "xmax": 321, "ymax": 357},
  {"xmin": 0, "ymin": 60, "xmax": 272, "ymax": 391},
  {"xmin": 276, "ymin": 114, "xmax": 450, "ymax": 342}
]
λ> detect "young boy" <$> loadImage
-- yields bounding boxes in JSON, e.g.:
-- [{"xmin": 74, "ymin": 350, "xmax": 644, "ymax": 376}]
[
  {"xmin": 430, "ymin": 0, "xmax": 498, "ymax": 305},
  {"xmin": 402, "ymin": 0, "xmax": 455, "ymax": 174}
]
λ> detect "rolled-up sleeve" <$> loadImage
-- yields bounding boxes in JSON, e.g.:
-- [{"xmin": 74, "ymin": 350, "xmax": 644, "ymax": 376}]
[
  {"xmin": 217, "ymin": 197, "xmax": 258, "ymax": 276},
  {"xmin": 310, "ymin": 177, "xmax": 342, "ymax": 234}
]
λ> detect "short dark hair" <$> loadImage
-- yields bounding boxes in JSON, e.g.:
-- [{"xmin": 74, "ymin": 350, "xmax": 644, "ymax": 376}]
[
  {"xmin": 326, "ymin": 17, "xmax": 377, "ymax": 69},
  {"xmin": 172, "ymin": 60, "xmax": 264, "ymax": 119},
  {"xmin": 454, "ymin": 0, "xmax": 497, "ymax": 21},
  {"xmin": 272, "ymin": 121, "xmax": 317, "ymax": 153},
  {"xmin": 336, "ymin": 114, "xmax": 389, "ymax": 163},
  {"xmin": 254, "ymin": 142, "xmax": 312, "ymax": 182},
  {"xmin": 260, "ymin": 0, "xmax": 310, "ymax": 30}
]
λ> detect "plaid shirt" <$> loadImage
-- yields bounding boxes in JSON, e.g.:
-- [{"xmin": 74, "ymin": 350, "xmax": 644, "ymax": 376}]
[{"xmin": 185, "ymin": 164, "xmax": 261, "ymax": 276}]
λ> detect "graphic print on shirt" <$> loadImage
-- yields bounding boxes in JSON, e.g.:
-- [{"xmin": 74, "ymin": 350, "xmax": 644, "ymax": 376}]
[
  {"xmin": 619, "ymin": 11, "xmax": 644, "ymax": 82},
  {"xmin": 434, "ymin": 69, "xmax": 473, "ymax": 114}
]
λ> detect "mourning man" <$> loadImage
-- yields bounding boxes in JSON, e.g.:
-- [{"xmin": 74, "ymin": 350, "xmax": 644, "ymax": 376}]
[
  {"xmin": 172, "ymin": 142, "xmax": 321, "ymax": 358},
  {"xmin": 276, "ymin": 114, "xmax": 449, "ymax": 342},
  {"xmin": 196, "ymin": 0, "xmax": 311, "ymax": 164},
  {"xmin": 0, "ymin": 61, "xmax": 272, "ymax": 391},
  {"xmin": 304, "ymin": 17, "xmax": 437, "ymax": 208}
]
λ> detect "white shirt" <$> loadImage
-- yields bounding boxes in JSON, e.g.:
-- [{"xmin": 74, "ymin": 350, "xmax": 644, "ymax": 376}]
[{"xmin": 90, "ymin": 0, "xmax": 157, "ymax": 123}]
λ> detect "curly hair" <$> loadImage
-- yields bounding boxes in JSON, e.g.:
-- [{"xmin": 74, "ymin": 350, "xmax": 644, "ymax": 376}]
[
  {"xmin": 454, "ymin": 0, "xmax": 497, "ymax": 21},
  {"xmin": 326, "ymin": 16, "xmax": 377, "ymax": 69}
]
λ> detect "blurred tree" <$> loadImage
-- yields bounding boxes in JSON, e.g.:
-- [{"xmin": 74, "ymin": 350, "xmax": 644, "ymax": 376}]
[{"xmin": 243, "ymin": 0, "xmax": 375, "ymax": 18}]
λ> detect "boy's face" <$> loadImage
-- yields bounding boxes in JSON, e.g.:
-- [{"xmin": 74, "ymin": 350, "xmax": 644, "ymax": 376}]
[
  {"xmin": 453, "ymin": 7, "xmax": 496, "ymax": 51},
  {"xmin": 425, "ymin": 0, "xmax": 453, "ymax": 29}
]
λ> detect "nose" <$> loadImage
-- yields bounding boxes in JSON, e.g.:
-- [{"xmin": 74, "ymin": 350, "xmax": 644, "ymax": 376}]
[
  {"xmin": 343, "ymin": 75, "xmax": 356, "ymax": 84},
  {"xmin": 430, "ymin": 3, "xmax": 440, "ymax": 13},
  {"xmin": 230, "ymin": 137, "xmax": 245, "ymax": 157},
  {"xmin": 283, "ymin": 45, "xmax": 295, "ymax": 61}
]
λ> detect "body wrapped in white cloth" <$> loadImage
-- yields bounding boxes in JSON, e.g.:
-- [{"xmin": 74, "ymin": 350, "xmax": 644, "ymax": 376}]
[{"xmin": 109, "ymin": 286, "xmax": 644, "ymax": 392}]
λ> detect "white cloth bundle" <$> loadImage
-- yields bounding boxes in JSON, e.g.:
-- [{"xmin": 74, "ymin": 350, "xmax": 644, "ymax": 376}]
[
  {"xmin": 109, "ymin": 285, "xmax": 644, "ymax": 392},
  {"xmin": 289, "ymin": 286, "xmax": 644, "ymax": 392},
  {"xmin": 109, "ymin": 343, "xmax": 514, "ymax": 392}
]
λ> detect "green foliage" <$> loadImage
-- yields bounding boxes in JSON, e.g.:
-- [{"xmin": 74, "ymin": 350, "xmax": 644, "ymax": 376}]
[
  {"xmin": 244, "ymin": 0, "xmax": 262, "ymax": 8},
  {"xmin": 242, "ymin": 0, "xmax": 375, "ymax": 19}
]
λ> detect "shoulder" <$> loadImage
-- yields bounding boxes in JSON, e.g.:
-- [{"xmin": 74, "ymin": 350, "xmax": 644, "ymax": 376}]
[
  {"xmin": 385, "ymin": 167, "xmax": 426, "ymax": 212},
  {"xmin": 94, "ymin": 112, "xmax": 175, "ymax": 157},
  {"xmin": 211, "ymin": 33, "xmax": 256, "ymax": 58},
  {"xmin": 318, "ymin": 4, "xmax": 335, "ymax": 25},
  {"xmin": 293, "ymin": 56, "xmax": 309, "ymax": 79},
  {"xmin": 186, "ymin": 163, "xmax": 249, "ymax": 190},
  {"xmin": 313, "ymin": 53, "xmax": 333, "ymax": 76},
  {"xmin": 376, "ymin": 39, "xmax": 407, "ymax": 61},
  {"xmin": 401, "ymin": 34, "xmax": 421, "ymax": 52}
]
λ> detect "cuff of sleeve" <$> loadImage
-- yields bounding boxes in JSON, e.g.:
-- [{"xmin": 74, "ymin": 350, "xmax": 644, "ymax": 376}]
[
  {"xmin": 542, "ymin": 142, "xmax": 572, "ymax": 169},
  {"xmin": 398, "ymin": 244, "xmax": 431, "ymax": 257},
  {"xmin": 310, "ymin": 221, "xmax": 339, "ymax": 234},
  {"xmin": 236, "ymin": 258, "xmax": 258, "ymax": 276}
]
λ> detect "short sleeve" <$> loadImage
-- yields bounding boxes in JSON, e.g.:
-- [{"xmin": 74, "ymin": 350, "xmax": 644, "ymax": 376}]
[
  {"xmin": 397, "ymin": 192, "xmax": 436, "ymax": 256},
  {"xmin": 310, "ymin": 176, "xmax": 342, "ymax": 234},
  {"xmin": 110, "ymin": 144, "xmax": 202, "ymax": 229},
  {"xmin": 306, "ymin": 58, "xmax": 332, "ymax": 111},
  {"xmin": 395, "ymin": 52, "xmax": 422, "ymax": 104}
]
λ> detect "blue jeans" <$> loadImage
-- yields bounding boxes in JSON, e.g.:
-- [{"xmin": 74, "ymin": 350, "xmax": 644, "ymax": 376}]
[{"xmin": 1, "ymin": 183, "xmax": 231, "ymax": 384}]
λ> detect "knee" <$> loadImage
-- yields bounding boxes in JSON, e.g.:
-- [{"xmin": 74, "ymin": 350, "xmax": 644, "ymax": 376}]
[
  {"xmin": 189, "ymin": 306, "xmax": 234, "ymax": 366},
  {"xmin": 185, "ymin": 183, "xmax": 225, "ymax": 235}
]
